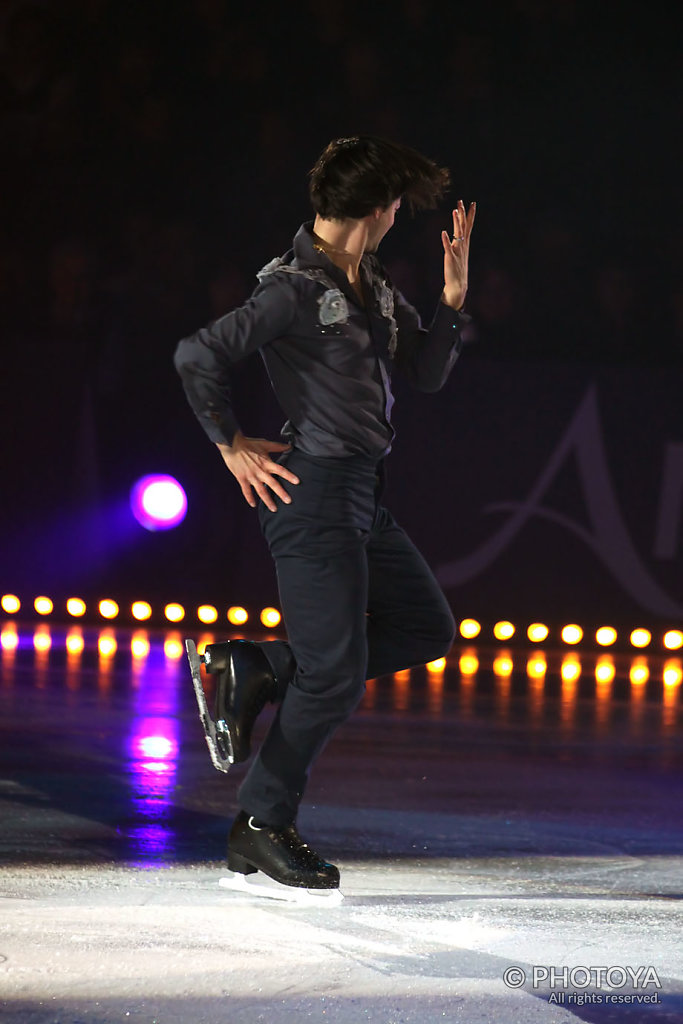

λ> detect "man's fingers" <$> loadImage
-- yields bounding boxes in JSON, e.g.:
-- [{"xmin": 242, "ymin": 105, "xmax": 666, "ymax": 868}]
[
  {"xmin": 244, "ymin": 449, "xmax": 298, "ymax": 483},
  {"xmin": 452, "ymin": 206, "xmax": 462, "ymax": 236},
  {"xmin": 252, "ymin": 443, "xmax": 300, "ymax": 484},
  {"xmin": 451, "ymin": 203, "xmax": 468, "ymax": 243},
  {"xmin": 269, "ymin": 463, "xmax": 300, "ymax": 485},
  {"xmin": 262, "ymin": 441, "xmax": 292, "ymax": 452},
  {"xmin": 248, "ymin": 467, "xmax": 295, "ymax": 509},
  {"xmin": 251, "ymin": 439, "xmax": 291, "ymax": 455},
  {"xmin": 451, "ymin": 200, "xmax": 476, "ymax": 242},
  {"xmin": 239, "ymin": 482, "xmax": 257, "ymax": 508},
  {"xmin": 262, "ymin": 477, "xmax": 292, "ymax": 505},
  {"xmin": 259, "ymin": 456, "xmax": 299, "ymax": 483},
  {"xmin": 252, "ymin": 480, "xmax": 277, "ymax": 513},
  {"xmin": 240, "ymin": 474, "xmax": 289, "ymax": 511},
  {"xmin": 466, "ymin": 201, "xmax": 476, "ymax": 237}
]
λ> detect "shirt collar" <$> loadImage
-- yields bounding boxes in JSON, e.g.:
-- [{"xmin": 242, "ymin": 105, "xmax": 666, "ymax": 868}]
[{"xmin": 292, "ymin": 221, "xmax": 322, "ymax": 266}]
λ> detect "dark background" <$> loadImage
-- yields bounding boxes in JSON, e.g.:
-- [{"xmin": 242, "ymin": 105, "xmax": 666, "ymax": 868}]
[{"xmin": 0, "ymin": 0, "xmax": 680, "ymax": 624}]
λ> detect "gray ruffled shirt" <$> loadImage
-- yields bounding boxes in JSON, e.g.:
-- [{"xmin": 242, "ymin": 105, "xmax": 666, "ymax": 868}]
[{"xmin": 174, "ymin": 221, "xmax": 469, "ymax": 459}]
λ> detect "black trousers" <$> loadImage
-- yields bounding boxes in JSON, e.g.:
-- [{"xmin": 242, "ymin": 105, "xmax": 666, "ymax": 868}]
[{"xmin": 237, "ymin": 449, "xmax": 455, "ymax": 827}]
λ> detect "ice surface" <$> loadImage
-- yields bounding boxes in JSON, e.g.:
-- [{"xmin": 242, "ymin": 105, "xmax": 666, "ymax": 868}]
[{"xmin": 2, "ymin": 631, "xmax": 683, "ymax": 1021}]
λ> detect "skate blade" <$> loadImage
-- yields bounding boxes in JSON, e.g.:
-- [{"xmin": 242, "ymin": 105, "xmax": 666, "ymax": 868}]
[
  {"xmin": 185, "ymin": 639, "xmax": 233, "ymax": 774},
  {"xmin": 219, "ymin": 872, "xmax": 344, "ymax": 907}
]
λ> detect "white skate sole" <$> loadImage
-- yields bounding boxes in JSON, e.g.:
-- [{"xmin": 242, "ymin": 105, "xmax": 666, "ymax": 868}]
[{"xmin": 219, "ymin": 871, "xmax": 344, "ymax": 907}]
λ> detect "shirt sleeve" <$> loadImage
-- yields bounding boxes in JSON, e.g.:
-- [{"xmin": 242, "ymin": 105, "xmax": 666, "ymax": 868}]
[
  {"xmin": 173, "ymin": 274, "xmax": 298, "ymax": 445},
  {"xmin": 392, "ymin": 288, "xmax": 471, "ymax": 393}
]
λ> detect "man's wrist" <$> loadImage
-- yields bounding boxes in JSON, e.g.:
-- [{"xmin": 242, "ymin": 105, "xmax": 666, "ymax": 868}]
[
  {"xmin": 216, "ymin": 429, "xmax": 244, "ymax": 451},
  {"xmin": 441, "ymin": 290, "xmax": 466, "ymax": 312}
]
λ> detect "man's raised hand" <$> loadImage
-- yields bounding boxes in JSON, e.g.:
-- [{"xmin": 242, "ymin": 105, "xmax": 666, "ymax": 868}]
[{"xmin": 441, "ymin": 199, "xmax": 476, "ymax": 311}]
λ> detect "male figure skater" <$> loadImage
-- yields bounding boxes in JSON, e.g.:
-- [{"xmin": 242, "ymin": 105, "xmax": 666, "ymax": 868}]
[{"xmin": 174, "ymin": 136, "xmax": 475, "ymax": 898}]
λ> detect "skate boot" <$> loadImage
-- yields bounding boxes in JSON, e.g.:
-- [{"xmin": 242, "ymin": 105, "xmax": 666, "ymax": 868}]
[
  {"xmin": 184, "ymin": 638, "xmax": 276, "ymax": 773},
  {"xmin": 204, "ymin": 640, "xmax": 277, "ymax": 763},
  {"xmin": 219, "ymin": 811, "xmax": 344, "ymax": 906}
]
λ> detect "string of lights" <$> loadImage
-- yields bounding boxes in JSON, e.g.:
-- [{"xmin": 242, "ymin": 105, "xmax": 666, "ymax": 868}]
[
  {"xmin": 2, "ymin": 594, "xmax": 681, "ymax": 653},
  {"xmin": 1, "ymin": 594, "xmax": 281, "ymax": 628}
]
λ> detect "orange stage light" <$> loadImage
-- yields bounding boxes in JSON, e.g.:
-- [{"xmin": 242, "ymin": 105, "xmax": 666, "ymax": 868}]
[
  {"xmin": 260, "ymin": 607, "xmax": 281, "ymax": 628},
  {"xmin": 164, "ymin": 603, "xmax": 185, "ymax": 623},
  {"xmin": 198, "ymin": 605, "xmax": 218, "ymax": 624},
  {"xmin": 493, "ymin": 621, "xmax": 515, "ymax": 641},
  {"xmin": 561, "ymin": 624, "xmax": 583, "ymax": 645},
  {"xmin": 99, "ymin": 599, "xmax": 119, "ymax": 620},
  {"xmin": 630, "ymin": 628, "xmax": 651, "ymax": 649},
  {"xmin": 131, "ymin": 601, "xmax": 152, "ymax": 621},
  {"xmin": 663, "ymin": 630, "xmax": 683, "ymax": 651},
  {"xmin": 459, "ymin": 618, "xmax": 481, "ymax": 639},
  {"xmin": 228, "ymin": 606, "xmax": 249, "ymax": 625}
]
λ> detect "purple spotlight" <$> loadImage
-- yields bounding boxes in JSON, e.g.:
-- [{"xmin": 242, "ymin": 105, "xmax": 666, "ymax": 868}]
[{"xmin": 130, "ymin": 475, "xmax": 187, "ymax": 531}]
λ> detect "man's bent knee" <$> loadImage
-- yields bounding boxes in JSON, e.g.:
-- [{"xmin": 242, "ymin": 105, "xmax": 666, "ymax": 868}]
[{"xmin": 424, "ymin": 605, "xmax": 456, "ymax": 662}]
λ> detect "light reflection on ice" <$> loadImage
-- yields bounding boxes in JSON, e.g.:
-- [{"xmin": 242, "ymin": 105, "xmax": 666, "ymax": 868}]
[{"xmin": 125, "ymin": 642, "xmax": 182, "ymax": 865}]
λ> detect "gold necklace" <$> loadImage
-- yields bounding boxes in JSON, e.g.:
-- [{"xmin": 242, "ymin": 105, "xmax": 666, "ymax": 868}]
[{"xmin": 312, "ymin": 236, "xmax": 356, "ymax": 258}]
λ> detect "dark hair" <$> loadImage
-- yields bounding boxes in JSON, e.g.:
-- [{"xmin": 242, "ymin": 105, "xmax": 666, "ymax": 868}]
[{"xmin": 309, "ymin": 136, "xmax": 451, "ymax": 220}]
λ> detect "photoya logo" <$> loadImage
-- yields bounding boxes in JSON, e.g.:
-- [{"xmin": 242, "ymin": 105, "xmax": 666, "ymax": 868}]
[
  {"xmin": 437, "ymin": 385, "xmax": 683, "ymax": 617},
  {"xmin": 503, "ymin": 964, "xmax": 662, "ymax": 990},
  {"xmin": 503, "ymin": 964, "xmax": 663, "ymax": 1007}
]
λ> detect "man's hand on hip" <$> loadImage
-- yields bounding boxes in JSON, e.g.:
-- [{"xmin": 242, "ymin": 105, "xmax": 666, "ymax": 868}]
[{"xmin": 216, "ymin": 432, "xmax": 300, "ymax": 512}]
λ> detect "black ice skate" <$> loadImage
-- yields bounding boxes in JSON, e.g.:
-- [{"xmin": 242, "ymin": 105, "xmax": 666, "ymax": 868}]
[
  {"xmin": 184, "ymin": 638, "xmax": 276, "ymax": 773},
  {"xmin": 219, "ymin": 811, "xmax": 344, "ymax": 906}
]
